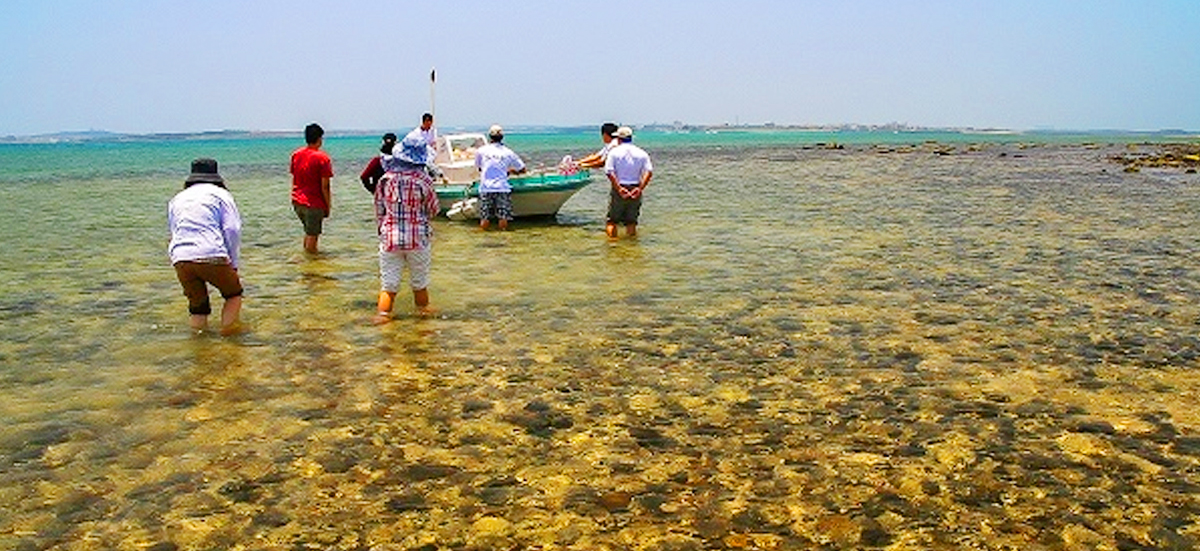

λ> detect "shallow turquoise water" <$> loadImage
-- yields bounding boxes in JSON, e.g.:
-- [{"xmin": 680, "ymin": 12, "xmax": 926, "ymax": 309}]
[{"xmin": 2, "ymin": 134, "xmax": 1200, "ymax": 549}]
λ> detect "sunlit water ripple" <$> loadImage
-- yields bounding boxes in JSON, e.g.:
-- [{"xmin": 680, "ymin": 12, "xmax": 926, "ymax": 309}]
[{"xmin": 2, "ymin": 139, "xmax": 1200, "ymax": 549}]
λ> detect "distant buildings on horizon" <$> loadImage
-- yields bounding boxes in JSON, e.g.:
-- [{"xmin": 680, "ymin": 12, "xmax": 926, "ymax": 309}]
[{"xmin": 641, "ymin": 121, "xmax": 1006, "ymax": 134}]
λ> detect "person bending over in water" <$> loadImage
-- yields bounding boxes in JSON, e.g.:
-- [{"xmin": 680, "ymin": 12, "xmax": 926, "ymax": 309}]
[{"xmin": 168, "ymin": 158, "xmax": 244, "ymax": 335}]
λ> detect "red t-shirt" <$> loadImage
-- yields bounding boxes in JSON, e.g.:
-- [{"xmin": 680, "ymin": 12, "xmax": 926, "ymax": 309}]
[{"xmin": 290, "ymin": 146, "xmax": 334, "ymax": 210}]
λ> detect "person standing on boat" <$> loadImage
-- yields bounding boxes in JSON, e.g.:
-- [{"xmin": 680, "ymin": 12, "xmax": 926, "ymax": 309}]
[
  {"xmin": 474, "ymin": 125, "xmax": 526, "ymax": 231},
  {"xmin": 604, "ymin": 126, "xmax": 653, "ymax": 238},
  {"xmin": 290, "ymin": 123, "xmax": 334, "ymax": 254},
  {"xmin": 418, "ymin": 113, "xmax": 437, "ymax": 151},
  {"xmin": 576, "ymin": 122, "xmax": 620, "ymax": 169},
  {"xmin": 359, "ymin": 132, "xmax": 397, "ymax": 194},
  {"xmin": 401, "ymin": 113, "xmax": 442, "ymax": 181},
  {"xmin": 374, "ymin": 131, "xmax": 441, "ymax": 323},
  {"xmin": 168, "ymin": 158, "xmax": 244, "ymax": 336}
]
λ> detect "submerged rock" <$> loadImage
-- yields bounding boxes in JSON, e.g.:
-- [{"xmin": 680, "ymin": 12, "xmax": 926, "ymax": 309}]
[
  {"xmin": 217, "ymin": 479, "xmax": 260, "ymax": 503},
  {"xmin": 815, "ymin": 514, "xmax": 862, "ymax": 548},
  {"xmin": 629, "ymin": 426, "xmax": 676, "ymax": 449},
  {"xmin": 501, "ymin": 400, "xmax": 574, "ymax": 437},
  {"xmin": 400, "ymin": 463, "xmax": 462, "ymax": 482},
  {"xmin": 598, "ymin": 490, "xmax": 634, "ymax": 513},
  {"xmin": 385, "ymin": 492, "xmax": 429, "ymax": 512},
  {"xmin": 251, "ymin": 509, "xmax": 290, "ymax": 528}
]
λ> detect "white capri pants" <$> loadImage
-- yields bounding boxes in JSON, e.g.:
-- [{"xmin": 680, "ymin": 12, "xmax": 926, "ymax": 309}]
[{"xmin": 379, "ymin": 245, "xmax": 432, "ymax": 293}]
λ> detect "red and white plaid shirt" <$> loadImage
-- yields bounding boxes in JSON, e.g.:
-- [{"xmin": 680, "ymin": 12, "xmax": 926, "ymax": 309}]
[{"xmin": 375, "ymin": 167, "xmax": 440, "ymax": 252}]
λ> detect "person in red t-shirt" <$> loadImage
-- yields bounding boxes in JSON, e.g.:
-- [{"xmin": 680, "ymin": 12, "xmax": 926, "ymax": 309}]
[{"xmin": 290, "ymin": 123, "xmax": 334, "ymax": 254}]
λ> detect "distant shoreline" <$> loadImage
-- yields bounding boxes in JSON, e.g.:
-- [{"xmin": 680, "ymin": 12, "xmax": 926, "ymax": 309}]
[{"xmin": 2, "ymin": 125, "xmax": 1196, "ymax": 146}]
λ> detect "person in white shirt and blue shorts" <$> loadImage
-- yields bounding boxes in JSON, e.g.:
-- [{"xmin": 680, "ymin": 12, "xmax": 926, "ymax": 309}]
[{"xmin": 473, "ymin": 125, "xmax": 527, "ymax": 231}]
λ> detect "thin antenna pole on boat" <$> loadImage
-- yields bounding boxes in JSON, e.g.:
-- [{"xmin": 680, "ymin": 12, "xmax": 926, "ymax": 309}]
[{"xmin": 429, "ymin": 67, "xmax": 436, "ymax": 118}]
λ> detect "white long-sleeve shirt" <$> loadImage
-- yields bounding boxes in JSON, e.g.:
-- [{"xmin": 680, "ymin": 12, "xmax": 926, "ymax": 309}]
[{"xmin": 168, "ymin": 183, "xmax": 242, "ymax": 268}]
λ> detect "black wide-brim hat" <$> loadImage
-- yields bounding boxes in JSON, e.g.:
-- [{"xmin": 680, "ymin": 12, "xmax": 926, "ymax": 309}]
[{"xmin": 185, "ymin": 158, "xmax": 225, "ymax": 185}]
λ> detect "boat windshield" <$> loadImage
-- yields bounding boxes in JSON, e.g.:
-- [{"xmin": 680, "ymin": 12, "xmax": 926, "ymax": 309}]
[{"xmin": 441, "ymin": 135, "xmax": 486, "ymax": 163}]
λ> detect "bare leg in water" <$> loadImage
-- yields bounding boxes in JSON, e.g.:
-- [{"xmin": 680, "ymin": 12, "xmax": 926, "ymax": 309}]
[{"xmin": 374, "ymin": 288, "xmax": 434, "ymax": 324}]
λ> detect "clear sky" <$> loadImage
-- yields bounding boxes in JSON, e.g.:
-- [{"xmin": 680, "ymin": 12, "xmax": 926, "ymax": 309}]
[{"xmin": 2, "ymin": 0, "xmax": 1197, "ymax": 135}]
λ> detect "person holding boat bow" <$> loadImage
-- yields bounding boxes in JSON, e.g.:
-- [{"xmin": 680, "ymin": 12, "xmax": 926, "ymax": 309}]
[
  {"xmin": 474, "ymin": 125, "xmax": 527, "ymax": 231},
  {"xmin": 576, "ymin": 122, "xmax": 620, "ymax": 169}
]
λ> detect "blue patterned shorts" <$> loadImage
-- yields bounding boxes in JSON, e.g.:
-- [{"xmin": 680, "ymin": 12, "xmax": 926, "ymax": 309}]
[{"xmin": 479, "ymin": 192, "xmax": 513, "ymax": 221}]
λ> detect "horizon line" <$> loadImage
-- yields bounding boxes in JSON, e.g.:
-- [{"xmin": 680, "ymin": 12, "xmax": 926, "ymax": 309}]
[{"xmin": 4, "ymin": 123, "xmax": 1198, "ymax": 142}]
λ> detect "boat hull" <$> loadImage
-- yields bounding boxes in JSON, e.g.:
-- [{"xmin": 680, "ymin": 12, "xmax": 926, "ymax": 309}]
[{"xmin": 436, "ymin": 171, "xmax": 593, "ymax": 218}]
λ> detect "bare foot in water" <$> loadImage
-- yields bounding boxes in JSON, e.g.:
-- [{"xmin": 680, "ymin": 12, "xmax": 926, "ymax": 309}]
[
  {"xmin": 219, "ymin": 322, "xmax": 244, "ymax": 337},
  {"xmin": 417, "ymin": 306, "xmax": 438, "ymax": 318},
  {"xmin": 372, "ymin": 312, "xmax": 392, "ymax": 325}
]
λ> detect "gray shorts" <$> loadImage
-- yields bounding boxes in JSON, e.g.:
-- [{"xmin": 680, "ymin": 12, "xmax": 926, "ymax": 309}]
[
  {"xmin": 607, "ymin": 188, "xmax": 642, "ymax": 225},
  {"xmin": 380, "ymin": 245, "xmax": 432, "ymax": 292},
  {"xmin": 293, "ymin": 203, "xmax": 325, "ymax": 236}
]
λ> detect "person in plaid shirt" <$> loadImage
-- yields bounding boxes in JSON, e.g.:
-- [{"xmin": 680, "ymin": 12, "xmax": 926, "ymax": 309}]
[{"xmin": 373, "ymin": 132, "xmax": 441, "ymax": 323}]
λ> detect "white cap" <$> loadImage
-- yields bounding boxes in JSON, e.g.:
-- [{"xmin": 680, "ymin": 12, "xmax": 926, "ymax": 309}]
[
  {"xmin": 488, "ymin": 125, "xmax": 504, "ymax": 136},
  {"xmin": 615, "ymin": 126, "xmax": 633, "ymax": 139}
]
